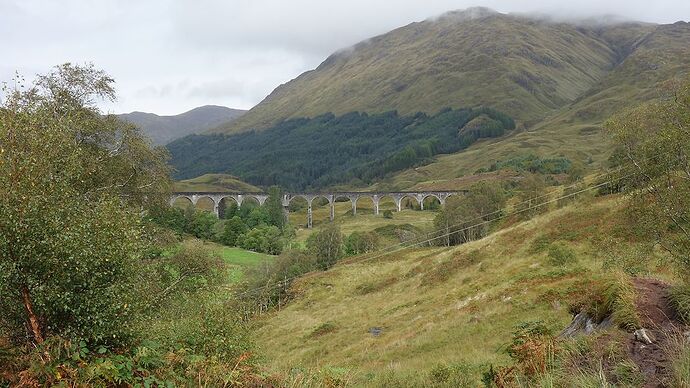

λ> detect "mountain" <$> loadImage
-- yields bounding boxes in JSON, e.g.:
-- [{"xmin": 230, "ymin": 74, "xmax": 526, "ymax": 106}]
[
  {"xmin": 169, "ymin": 8, "xmax": 690, "ymax": 190},
  {"xmin": 216, "ymin": 8, "xmax": 659, "ymax": 134},
  {"xmin": 118, "ymin": 105, "xmax": 246, "ymax": 145}
]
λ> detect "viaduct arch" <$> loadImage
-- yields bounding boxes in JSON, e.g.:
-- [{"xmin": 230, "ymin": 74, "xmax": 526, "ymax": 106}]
[{"xmin": 170, "ymin": 190, "xmax": 465, "ymax": 228}]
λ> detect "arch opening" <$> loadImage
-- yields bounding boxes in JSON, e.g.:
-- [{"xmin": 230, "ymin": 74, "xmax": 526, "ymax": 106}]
[
  {"xmin": 219, "ymin": 197, "xmax": 240, "ymax": 219},
  {"xmin": 422, "ymin": 195, "xmax": 442, "ymax": 211},
  {"xmin": 400, "ymin": 195, "xmax": 421, "ymax": 211},
  {"xmin": 195, "ymin": 197, "xmax": 215, "ymax": 213},
  {"xmin": 172, "ymin": 196, "xmax": 193, "ymax": 210},
  {"xmin": 378, "ymin": 196, "xmax": 397, "ymax": 217},
  {"xmin": 287, "ymin": 196, "xmax": 309, "ymax": 228},
  {"xmin": 354, "ymin": 196, "xmax": 376, "ymax": 215},
  {"xmin": 309, "ymin": 195, "xmax": 333, "ymax": 226}
]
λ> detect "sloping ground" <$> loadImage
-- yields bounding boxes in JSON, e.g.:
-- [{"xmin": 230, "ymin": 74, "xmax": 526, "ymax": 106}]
[
  {"xmin": 173, "ymin": 173, "xmax": 261, "ymax": 192},
  {"xmin": 253, "ymin": 195, "xmax": 675, "ymax": 384}
]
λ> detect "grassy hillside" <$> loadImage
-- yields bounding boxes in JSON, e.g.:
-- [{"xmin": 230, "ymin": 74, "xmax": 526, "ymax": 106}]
[
  {"xmin": 118, "ymin": 105, "xmax": 245, "ymax": 145},
  {"xmin": 253, "ymin": 194, "xmax": 674, "ymax": 385},
  {"xmin": 173, "ymin": 173, "xmax": 261, "ymax": 192},
  {"xmin": 219, "ymin": 8, "xmax": 653, "ymax": 134},
  {"xmin": 378, "ymin": 21, "xmax": 690, "ymax": 191}
]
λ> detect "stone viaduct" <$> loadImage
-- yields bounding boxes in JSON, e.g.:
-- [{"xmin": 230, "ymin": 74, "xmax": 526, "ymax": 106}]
[{"xmin": 170, "ymin": 191, "xmax": 466, "ymax": 228}]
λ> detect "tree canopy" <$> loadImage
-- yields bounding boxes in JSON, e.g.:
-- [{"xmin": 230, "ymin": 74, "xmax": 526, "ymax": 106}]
[
  {"xmin": 0, "ymin": 64, "xmax": 171, "ymax": 346},
  {"xmin": 606, "ymin": 77, "xmax": 690, "ymax": 279}
]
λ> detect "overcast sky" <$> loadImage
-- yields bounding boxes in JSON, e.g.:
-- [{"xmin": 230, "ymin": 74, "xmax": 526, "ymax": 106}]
[{"xmin": 2, "ymin": 0, "xmax": 688, "ymax": 115}]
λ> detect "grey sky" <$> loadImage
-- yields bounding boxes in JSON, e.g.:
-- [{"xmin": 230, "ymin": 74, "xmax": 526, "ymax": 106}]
[{"xmin": 2, "ymin": 0, "xmax": 689, "ymax": 115}]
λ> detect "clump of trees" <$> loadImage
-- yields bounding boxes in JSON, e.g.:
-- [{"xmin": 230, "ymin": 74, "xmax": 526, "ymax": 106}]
[
  {"xmin": 148, "ymin": 186, "xmax": 289, "ymax": 255},
  {"xmin": 0, "ymin": 65, "xmax": 258, "ymax": 386},
  {"xmin": 433, "ymin": 182, "xmax": 507, "ymax": 246},
  {"xmin": 483, "ymin": 154, "xmax": 573, "ymax": 175}
]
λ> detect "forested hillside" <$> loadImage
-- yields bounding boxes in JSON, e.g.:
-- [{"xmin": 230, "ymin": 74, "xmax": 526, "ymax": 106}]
[{"xmin": 168, "ymin": 107, "xmax": 515, "ymax": 190}]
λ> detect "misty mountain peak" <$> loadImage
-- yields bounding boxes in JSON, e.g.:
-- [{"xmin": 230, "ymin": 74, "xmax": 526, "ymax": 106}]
[{"xmin": 436, "ymin": 7, "xmax": 500, "ymax": 22}]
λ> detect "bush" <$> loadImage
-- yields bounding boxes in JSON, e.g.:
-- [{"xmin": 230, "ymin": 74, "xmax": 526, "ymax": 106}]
[
  {"xmin": 515, "ymin": 173, "xmax": 549, "ymax": 220},
  {"xmin": 546, "ymin": 243, "xmax": 577, "ymax": 266},
  {"xmin": 383, "ymin": 209, "xmax": 393, "ymax": 219},
  {"xmin": 506, "ymin": 321, "xmax": 556, "ymax": 379},
  {"xmin": 433, "ymin": 181, "xmax": 506, "ymax": 246},
  {"xmin": 307, "ymin": 224, "xmax": 343, "ymax": 270},
  {"xmin": 156, "ymin": 240, "xmax": 225, "ymax": 295},
  {"xmin": 344, "ymin": 231, "xmax": 379, "ymax": 256},
  {"xmin": 221, "ymin": 216, "xmax": 248, "ymax": 246},
  {"xmin": 240, "ymin": 250, "xmax": 319, "ymax": 311},
  {"xmin": 237, "ymin": 225, "xmax": 284, "ymax": 255}
]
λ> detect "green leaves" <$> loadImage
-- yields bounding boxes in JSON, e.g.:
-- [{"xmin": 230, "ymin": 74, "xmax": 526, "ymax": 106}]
[{"xmin": 0, "ymin": 64, "xmax": 169, "ymax": 348}]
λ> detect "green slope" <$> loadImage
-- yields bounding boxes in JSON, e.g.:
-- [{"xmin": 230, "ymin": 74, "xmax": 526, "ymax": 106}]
[
  {"xmin": 218, "ymin": 8, "xmax": 653, "ymax": 134},
  {"xmin": 381, "ymin": 21, "xmax": 690, "ymax": 191}
]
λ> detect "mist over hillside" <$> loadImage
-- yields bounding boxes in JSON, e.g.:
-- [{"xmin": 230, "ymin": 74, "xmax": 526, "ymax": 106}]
[
  {"xmin": 118, "ymin": 105, "xmax": 245, "ymax": 145},
  {"xmin": 168, "ymin": 8, "xmax": 690, "ymax": 190},
  {"xmin": 217, "ymin": 7, "xmax": 676, "ymax": 134}
]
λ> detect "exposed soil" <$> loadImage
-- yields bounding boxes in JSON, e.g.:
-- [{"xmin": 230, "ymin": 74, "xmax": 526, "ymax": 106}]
[{"xmin": 627, "ymin": 278, "xmax": 685, "ymax": 388}]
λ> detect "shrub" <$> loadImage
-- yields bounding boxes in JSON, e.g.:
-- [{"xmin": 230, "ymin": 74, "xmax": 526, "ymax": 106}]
[
  {"xmin": 221, "ymin": 216, "xmax": 248, "ymax": 246},
  {"xmin": 547, "ymin": 243, "xmax": 577, "ymax": 266},
  {"xmin": 344, "ymin": 231, "xmax": 379, "ymax": 256},
  {"xmin": 237, "ymin": 225, "xmax": 284, "ymax": 255},
  {"xmin": 156, "ymin": 240, "xmax": 226, "ymax": 295},
  {"xmin": 307, "ymin": 224, "xmax": 343, "ymax": 270},
  {"xmin": 240, "ymin": 250, "xmax": 319, "ymax": 310},
  {"xmin": 506, "ymin": 321, "xmax": 556, "ymax": 379},
  {"xmin": 383, "ymin": 209, "xmax": 393, "ymax": 219}
]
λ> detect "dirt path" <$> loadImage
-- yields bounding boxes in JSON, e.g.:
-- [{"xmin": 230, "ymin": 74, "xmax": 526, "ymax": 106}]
[{"xmin": 627, "ymin": 278, "xmax": 684, "ymax": 388}]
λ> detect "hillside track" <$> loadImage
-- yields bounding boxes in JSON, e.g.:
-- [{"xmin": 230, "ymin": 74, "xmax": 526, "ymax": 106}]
[{"xmin": 628, "ymin": 278, "xmax": 685, "ymax": 387}]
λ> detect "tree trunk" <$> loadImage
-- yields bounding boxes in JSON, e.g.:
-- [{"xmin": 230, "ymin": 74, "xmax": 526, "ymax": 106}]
[{"xmin": 21, "ymin": 285, "xmax": 44, "ymax": 344}]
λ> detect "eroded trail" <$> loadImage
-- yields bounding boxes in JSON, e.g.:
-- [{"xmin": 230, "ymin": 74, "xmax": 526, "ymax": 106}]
[{"xmin": 628, "ymin": 278, "xmax": 684, "ymax": 388}]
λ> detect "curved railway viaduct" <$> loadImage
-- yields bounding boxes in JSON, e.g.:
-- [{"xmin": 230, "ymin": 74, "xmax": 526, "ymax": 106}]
[{"xmin": 170, "ymin": 190, "xmax": 466, "ymax": 228}]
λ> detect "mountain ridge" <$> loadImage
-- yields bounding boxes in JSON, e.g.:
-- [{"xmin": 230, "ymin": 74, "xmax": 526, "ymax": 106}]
[
  {"xmin": 213, "ymin": 8, "xmax": 661, "ymax": 134},
  {"xmin": 118, "ymin": 105, "xmax": 246, "ymax": 145}
]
